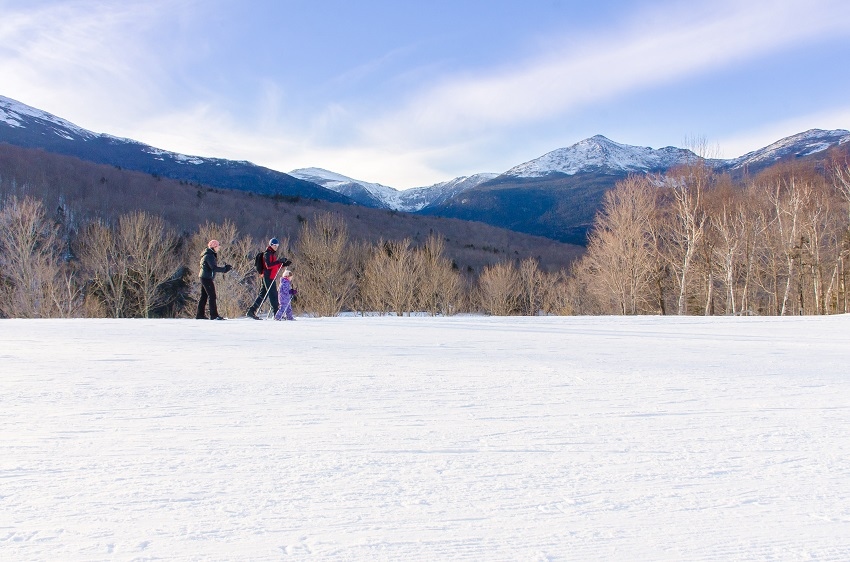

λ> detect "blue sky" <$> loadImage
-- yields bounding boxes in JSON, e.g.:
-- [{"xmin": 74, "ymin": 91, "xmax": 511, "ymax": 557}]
[{"xmin": 2, "ymin": 0, "xmax": 850, "ymax": 188}]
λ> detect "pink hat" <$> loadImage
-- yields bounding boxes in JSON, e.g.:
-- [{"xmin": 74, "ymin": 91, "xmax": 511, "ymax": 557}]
[{"xmin": 208, "ymin": 239, "xmax": 220, "ymax": 249}]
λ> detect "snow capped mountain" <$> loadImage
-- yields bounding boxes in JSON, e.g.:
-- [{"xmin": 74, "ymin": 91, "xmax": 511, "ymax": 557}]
[
  {"xmin": 0, "ymin": 94, "xmax": 217, "ymax": 167},
  {"xmin": 397, "ymin": 173, "xmax": 500, "ymax": 211},
  {"xmin": 1, "ymin": 95, "xmax": 96, "ymax": 141},
  {"xmin": 0, "ymin": 95, "xmax": 351, "ymax": 203},
  {"xmin": 289, "ymin": 168, "xmax": 398, "ymax": 209},
  {"xmin": 500, "ymin": 130, "xmax": 850, "ymax": 180},
  {"xmin": 290, "ymin": 168, "xmax": 498, "ymax": 212},
  {"xmin": 504, "ymin": 135, "xmax": 699, "ymax": 178},
  {"xmin": 728, "ymin": 129, "xmax": 850, "ymax": 170},
  {"xmin": 4, "ymin": 93, "xmax": 849, "ymax": 230}
]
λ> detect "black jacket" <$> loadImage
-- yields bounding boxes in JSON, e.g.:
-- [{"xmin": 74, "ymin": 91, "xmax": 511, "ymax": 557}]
[{"xmin": 199, "ymin": 248, "xmax": 229, "ymax": 279}]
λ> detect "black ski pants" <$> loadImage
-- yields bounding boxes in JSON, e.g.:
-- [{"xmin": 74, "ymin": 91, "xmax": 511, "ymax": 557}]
[
  {"xmin": 249, "ymin": 277, "xmax": 279, "ymax": 314},
  {"xmin": 196, "ymin": 277, "xmax": 220, "ymax": 319}
]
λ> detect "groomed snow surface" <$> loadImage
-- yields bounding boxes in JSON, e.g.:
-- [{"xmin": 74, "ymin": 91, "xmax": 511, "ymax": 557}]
[{"xmin": 2, "ymin": 315, "xmax": 849, "ymax": 561}]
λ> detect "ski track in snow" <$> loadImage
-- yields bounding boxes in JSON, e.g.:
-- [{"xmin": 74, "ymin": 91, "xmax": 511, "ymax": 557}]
[{"xmin": 1, "ymin": 315, "xmax": 849, "ymax": 561}]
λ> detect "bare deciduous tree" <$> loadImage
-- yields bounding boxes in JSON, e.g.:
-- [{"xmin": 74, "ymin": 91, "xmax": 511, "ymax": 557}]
[
  {"xmin": 477, "ymin": 261, "xmax": 519, "ymax": 315},
  {"xmin": 78, "ymin": 212, "xmax": 184, "ymax": 318},
  {"xmin": 0, "ymin": 196, "xmax": 81, "ymax": 317},
  {"xmin": 119, "ymin": 211, "xmax": 181, "ymax": 318},
  {"xmin": 764, "ymin": 176, "xmax": 810, "ymax": 315},
  {"xmin": 538, "ymin": 269, "xmax": 573, "ymax": 316},
  {"xmin": 415, "ymin": 235, "xmax": 464, "ymax": 316},
  {"xmin": 77, "ymin": 219, "xmax": 130, "ymax": 317},
  {"xmin": 833, "ymin": 164, "xmax": 850, "ymax": 312},
  {"xmin": 361, "ymin": 239, "xmax": 422, "ymax": 316},
  {"xmin": 577, "ymin": 176, "xmax": 659, "ymax": 314},
  {"xmin": 516, "ymin": 258, "xmax": 544, "ymax": 316},
  {"xmin": 295, "ymin": 212, "xmax": 355, "ymax": 317}
]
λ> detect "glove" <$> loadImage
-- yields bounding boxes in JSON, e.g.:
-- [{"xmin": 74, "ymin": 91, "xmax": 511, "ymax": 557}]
[
  {"xmin": 289, "ymin": 288, "xmax": 297, "ymax": 295},
  {"xmin": 281, "ymin": 259, "xmax": 293, "ymax": 267},
  {"xmin": 224, "ymin": 264, "xmax": 233, "ymax": 273}
]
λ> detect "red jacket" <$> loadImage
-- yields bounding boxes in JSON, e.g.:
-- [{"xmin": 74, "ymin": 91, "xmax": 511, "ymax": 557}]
[{"xmin": 263, "ymin": 246, "xmax": 285, "ymax": 280}]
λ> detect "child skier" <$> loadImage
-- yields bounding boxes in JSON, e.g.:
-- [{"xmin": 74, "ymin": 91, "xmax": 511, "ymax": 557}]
[{"xmin": 274, "ymin": 269, "xmax": 296, "ymax": 321}]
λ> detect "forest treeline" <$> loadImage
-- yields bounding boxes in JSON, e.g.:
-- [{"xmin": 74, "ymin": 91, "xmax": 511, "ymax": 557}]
[
  {"xmin": 0, "ymin": 201, "xmax": 571, "ymax": 318},
  {"xmin": 574, "ymin": 157, "xmax": 850, "ymax": 316},
  {"xmin": 1, "ymin": 155, "xmax": 849, "ymax": 318}
]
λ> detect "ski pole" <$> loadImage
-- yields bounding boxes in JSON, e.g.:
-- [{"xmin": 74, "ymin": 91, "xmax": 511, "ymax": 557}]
[{"xmin": 259, "ymin": 265, "xmax": 284, "ymax": 318}]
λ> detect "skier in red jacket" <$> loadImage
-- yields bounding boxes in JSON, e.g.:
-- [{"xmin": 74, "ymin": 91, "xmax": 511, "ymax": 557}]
[{"xmin": 246, "ymin": 238, "xmax": 291, "ymax": 319}]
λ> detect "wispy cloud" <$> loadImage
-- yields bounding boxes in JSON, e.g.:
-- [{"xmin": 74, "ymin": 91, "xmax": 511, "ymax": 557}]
[
  {"xmin": 0, "ymin": 0, "xmax": 194, "ymax": 130},
  {"xmin": 2, "ymin": 0, "xmax": 848, "ymax": 188},
  {"xmin": 134, "ymin": 106, "xmax": 468, "ymax": 189},
  {"xmin": 105, "ymin": 0, "xmax": 850, "ymax": 186},
  {"xmin": 363, "ymin": 0, "xmax": 850, "ymax": 147}
]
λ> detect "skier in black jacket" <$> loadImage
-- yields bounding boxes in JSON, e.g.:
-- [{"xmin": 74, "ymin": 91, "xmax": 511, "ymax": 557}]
[{"xmin": 196, "ymin": 239, "xmax": 232, "ymax": 320}]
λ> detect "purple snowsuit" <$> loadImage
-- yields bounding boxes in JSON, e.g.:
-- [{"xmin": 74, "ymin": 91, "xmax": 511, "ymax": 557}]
[{"xmin": 274, "ymin": 277, "xmax": 295, "ymax": 320}]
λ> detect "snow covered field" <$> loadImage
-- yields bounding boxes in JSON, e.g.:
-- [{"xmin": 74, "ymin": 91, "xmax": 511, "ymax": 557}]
[{"xmin": 1, "ymin": 315, "xmax": 849, "ymax": 561}]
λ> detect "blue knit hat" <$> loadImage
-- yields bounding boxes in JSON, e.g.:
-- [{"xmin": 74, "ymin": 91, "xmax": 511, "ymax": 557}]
[{"xmin": 269, "ymin": 238, "xmax": 279, "ymax": 246}]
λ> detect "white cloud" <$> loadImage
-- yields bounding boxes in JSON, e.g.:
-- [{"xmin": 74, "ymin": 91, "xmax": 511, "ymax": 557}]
[
  {"xmin": 129, "ymin": 104, "xmax": 457, "ymax": 188},
  {"xmin": 364, "ymin": 0, "xmax": 850, "ymax": 146},
  {"xmin": 0, "ymin": 0, "xmax": 192, "ymax": 132},
  {"xmin": 2, "ymin": 0, "xmax": 849, "ymax": 188}
]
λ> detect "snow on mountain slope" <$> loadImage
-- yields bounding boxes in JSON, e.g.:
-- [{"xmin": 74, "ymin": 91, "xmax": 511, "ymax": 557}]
[
  {"xmin": 728, "ymin": 128, "xmax": 850, "ymax": 170},
  {"xmin": 291, "ymin": 128, "xmax": 850, "ymax": 207},
  {"xmin": 289, "ymin": 167, "xmax": 398, "ymax": 208},
  {"xmin": 0, "ymin": 95, "xmax": 215, "ymax": 166},
  {"xmin": 1, "ymin": 95, "xmax": 96, "ymax": 140},
  {"xmin": 504, "ymin": 135, "xmax": 699, "ymax": 178},
  {"xmin": 5, "ymin": 94, "xmax": 849, "ymax": 209},
  {"xmin": 290, "ymin": 168, "xmax": 498, "ymax": 212},
  {"xmin": 0, "ymin": 95, "xmax": 354, "ymax": 202},
  {"xmin": 394, "ymin": 173, "xmax": 499, "ymax": 211}
]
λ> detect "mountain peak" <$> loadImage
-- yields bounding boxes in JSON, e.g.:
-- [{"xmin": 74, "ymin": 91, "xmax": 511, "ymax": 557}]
[{"xmin": 505, "ymin": 135, "xmax": 696, "ymax": 178}]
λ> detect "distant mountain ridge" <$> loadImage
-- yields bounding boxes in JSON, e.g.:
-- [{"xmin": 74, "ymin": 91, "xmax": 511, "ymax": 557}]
[
  {"xmin": 2, "ymin": 94, "xmax": 848, "ymax": 245},
  {"xmin": 294, "ymin": 130, "xmax": 850, "ymax": 211},
  {"xmin": 0, "ymin": 95, "xmax": 352, "ymax": 204},
  {"xmin": 416, "ymin": 129, "xmax": 849, "ymax": 244},
  {"xmin": 289, "ymin": 167, "xmax": 499, "ymax": 212},
  {"xmin": 500, "ymin": 130, "xmax": 850, "ymax": 179}
]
